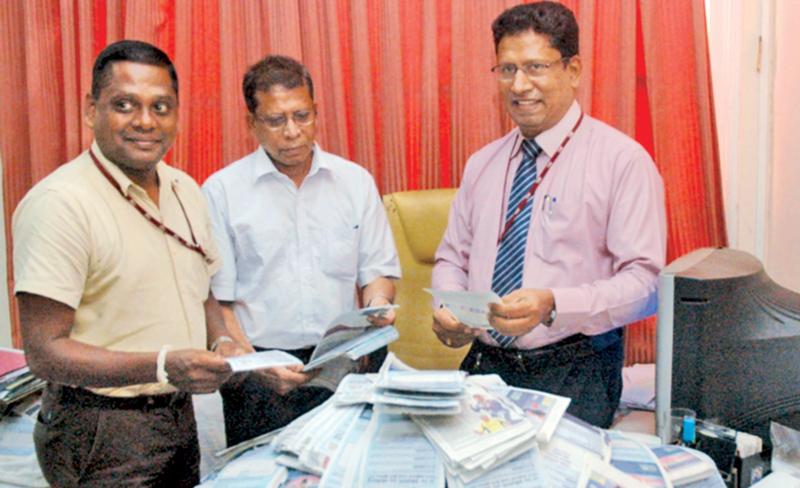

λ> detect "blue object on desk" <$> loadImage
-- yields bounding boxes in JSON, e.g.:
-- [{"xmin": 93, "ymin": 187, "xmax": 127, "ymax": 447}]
[{"xmin": 682, "ymin": 415, "xmax": 696, "ymax": 444}]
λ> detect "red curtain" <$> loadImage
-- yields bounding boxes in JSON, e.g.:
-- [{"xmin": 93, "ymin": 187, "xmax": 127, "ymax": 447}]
[{"xmin": 0, "ymin": 0, "xmax": 726, "ymax": 360}]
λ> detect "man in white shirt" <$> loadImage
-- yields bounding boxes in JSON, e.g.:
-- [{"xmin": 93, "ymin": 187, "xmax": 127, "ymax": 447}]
[{"xmin": 203, "ymin": 55, "xmax": 401, "ymax": 446}]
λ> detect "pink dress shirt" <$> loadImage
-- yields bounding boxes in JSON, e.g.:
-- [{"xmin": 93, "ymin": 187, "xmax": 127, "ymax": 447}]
[{"xmin": 432, "ymin": 101, "xmax": 667, "ymax": 349}]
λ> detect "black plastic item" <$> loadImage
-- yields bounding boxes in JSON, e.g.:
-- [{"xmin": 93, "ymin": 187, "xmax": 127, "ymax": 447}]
[
  {"xmin": 694, "ymin": 430, "xmax": 738, "ymax": 475},
  {"xmin": 734, "ymin": 449, "xmax": 771, "ymax": 488},
  {"xmin": 665, "ymin": 248, "xmax": 800, "ymax": 448}
]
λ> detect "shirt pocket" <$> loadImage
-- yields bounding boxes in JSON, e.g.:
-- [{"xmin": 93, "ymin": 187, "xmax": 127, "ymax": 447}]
[
  {"xmin": 321, "ymin": 225, "xmax": 359, "ymax": 280},
  {"xmin": 533, "ymin": 193, "xmax": 575, "ymax": 257}
]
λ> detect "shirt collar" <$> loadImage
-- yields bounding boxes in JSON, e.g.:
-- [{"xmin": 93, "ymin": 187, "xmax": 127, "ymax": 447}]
[
  {"xmin": 89, "ymin": 140, "xmax": 172, "ymax": 197},
  {"xmin": 509, "ymin": 100, "xmax": 582, "ymax": 159},
  {"xmin": 253, "ymin": 143, "xmax": 327, "ymax": 182}
]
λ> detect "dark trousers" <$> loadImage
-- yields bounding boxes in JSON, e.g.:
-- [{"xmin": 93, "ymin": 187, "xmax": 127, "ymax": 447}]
[
  {"xmin": 462, "ymin": 330, "xmax": 624, "ymax": 428},
  {"xmin": 34, "ymin": 384, "xmax": 199, "ymax": 487},
  {"xmin": 220, "ymin": 346, "xmax": 387, "ymax": 447}
]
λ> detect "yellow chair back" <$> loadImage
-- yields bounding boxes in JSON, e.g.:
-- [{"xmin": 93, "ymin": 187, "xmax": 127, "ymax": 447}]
[{"xmin": 383, "ymin": 189, "xmax": 471, "ymax": 369}]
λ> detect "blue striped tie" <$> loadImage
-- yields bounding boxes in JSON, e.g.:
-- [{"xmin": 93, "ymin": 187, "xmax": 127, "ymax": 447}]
[{"xmin": 489, "ymin": 138, "xmax": 541, "ymax": 348}]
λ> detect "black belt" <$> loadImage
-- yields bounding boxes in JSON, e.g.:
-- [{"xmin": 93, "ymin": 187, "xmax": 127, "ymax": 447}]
[
  {"xmin": 53, "ymin": 384, "xmax": 189, "ymax": 410},
  {"xmin": 253, "ymin": 345, "xmax": 316, "ymax": 363},
  {"xmin": 468, "ymin": 329, "xmax": 621, "ymax": 373}
]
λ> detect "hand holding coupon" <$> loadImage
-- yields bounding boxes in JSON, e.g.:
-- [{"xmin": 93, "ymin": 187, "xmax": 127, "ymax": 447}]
[
  {"xmin": 425, "ymin": 289, "xmax": 502, "ymax": 330},
  {"xmin": 224, "ymin": 304, "xmax": 400, "ymax": 391}
]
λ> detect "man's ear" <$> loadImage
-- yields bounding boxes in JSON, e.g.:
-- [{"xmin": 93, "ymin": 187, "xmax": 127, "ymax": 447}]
[
  {"xmin": 567, "ymin": 55, "xmax": 582, "ymax": 90},
  {"xmin": 84, "ymin": 93, "xmax": 96, "ymax": 130}
]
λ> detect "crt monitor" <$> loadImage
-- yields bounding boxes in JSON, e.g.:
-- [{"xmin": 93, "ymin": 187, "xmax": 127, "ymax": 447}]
[{"xmin": 655, "ymin": 247, "xmax": 800, "ymax": 444}]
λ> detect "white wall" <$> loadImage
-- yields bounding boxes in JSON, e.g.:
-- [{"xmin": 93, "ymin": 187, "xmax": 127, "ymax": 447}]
[
  {"xmin": 767, "ymin": 0, "xmax": 800, "ymax": 292},
  {"xmin": 706, "ymin": 0, "xmax": 799, "ymax": 292}
]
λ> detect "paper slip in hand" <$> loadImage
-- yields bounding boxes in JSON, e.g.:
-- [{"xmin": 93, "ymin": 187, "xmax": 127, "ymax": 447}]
[
  {"xmin": 329, "ymin": 304, "xmax": 399, "ymax": 329},
  {"xmin": 225, "ymin": 350, "xmax": 303, "ymax": 373},
  {"xmin": 425, "ymin": 289, "xmax": 502, "ymax": 329}
]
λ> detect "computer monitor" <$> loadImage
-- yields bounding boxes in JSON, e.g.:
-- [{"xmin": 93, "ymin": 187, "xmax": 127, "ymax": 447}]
[{"xmin": 655, "ymin": 247, "xmax": 800, "ymax": 445}]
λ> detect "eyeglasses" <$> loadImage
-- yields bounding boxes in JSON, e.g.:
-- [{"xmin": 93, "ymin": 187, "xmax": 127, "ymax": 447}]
[
  {"xmin": 252, "ymin": 109, "xmax": 315, "ymax": 131},
  {"xmin": 491, "ymin": 58, "xmax": 570, "ymax": 82}
]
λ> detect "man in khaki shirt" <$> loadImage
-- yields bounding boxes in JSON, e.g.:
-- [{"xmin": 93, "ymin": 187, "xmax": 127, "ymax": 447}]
[{"xmin": 12, "ymin": 40, "xmax": 240, "ymax": 486}]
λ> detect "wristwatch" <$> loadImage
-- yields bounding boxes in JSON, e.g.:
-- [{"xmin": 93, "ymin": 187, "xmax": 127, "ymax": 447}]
[{"xmin": 542, "ymin": 304, "xmax": 557, "ymax": 327}]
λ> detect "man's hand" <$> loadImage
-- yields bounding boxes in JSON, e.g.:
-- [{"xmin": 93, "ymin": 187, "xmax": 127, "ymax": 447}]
[
  {"xmin": 213, "ymin": 339, "xmax": 249, "ymax": 358},
  {"xmin": 257, "ymin": 365, "xmax": 319, "ymax": 396},
  {"xmin": 432, "ymin": 306, "xmax": 482, "ymax": 348},
  {"xmin": 366, "ymin": 295, "xmax": 396, "ymax": 327},
  {"xmin": 488, "ymin": 288, "xmax": 554, "ymax": 337},
  {"xmin": 165, "ymin": 349, "xmax": 234, "ymax": 393}
]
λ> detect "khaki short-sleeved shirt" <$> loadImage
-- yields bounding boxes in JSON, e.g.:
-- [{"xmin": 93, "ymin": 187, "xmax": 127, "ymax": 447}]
[{"xmin": 13, "ymin": 142, "xmax": 220, "ymax": 396}]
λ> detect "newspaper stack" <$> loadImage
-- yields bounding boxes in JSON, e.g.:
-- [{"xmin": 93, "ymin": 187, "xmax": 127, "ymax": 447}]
[
  {"xmin": 270, "ymin": 400, "xmax": 367, "ymax": 475},
  {"xmin": 372, "ymin": 353, "xmax": 467, "ymax": 415},
  {"xmin": 412, "ymin": 382, "xmax": 541, "ymax": 482},
  {"xmin": 650, "ymin": 445, "xmax": 719, "ymax": 486},
  {"xmin": 0, "ymin": 348, "xmax": 45, "ymax": 416},
  {"xmin": 201, "ymin": 349, "xmax": 727, "ymax": 488},
  {"xmin": 539, "ymin": 414, "xmax": 614, "ymax": 487},
  {"xmin": 608, "ymin": 430, "xmax": 671, "ymax": 487},
  {"xmin": 332, "ymin": 353, "xmax": 468, "ymax": 416},
  {"xmin": 319, "ymin": 410, "xmax": 445, "ymax": 487}
]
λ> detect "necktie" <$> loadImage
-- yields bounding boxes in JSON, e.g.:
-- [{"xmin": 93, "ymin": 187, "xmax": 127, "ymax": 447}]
[{"xmin": 489, "ymin": 138, "xmax": 541, "ymax": 348}]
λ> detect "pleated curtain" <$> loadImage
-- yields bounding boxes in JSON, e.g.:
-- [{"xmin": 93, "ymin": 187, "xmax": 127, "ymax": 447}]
[{"xmin": 0, "ymin": 0, "xmax": 726, "ymax": 362}]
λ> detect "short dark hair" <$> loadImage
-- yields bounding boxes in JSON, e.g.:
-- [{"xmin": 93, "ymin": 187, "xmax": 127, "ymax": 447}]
[
  {"xmin": 242, "ymin": 55, "xmax": 315, "ymax": 114},
  {"xmin": 492, "ymin": 2, "xmax": 579, "ymax": 58},
  {"xmin": 91, "ymin": 40, "xmax": 178, "ymax": 100}
]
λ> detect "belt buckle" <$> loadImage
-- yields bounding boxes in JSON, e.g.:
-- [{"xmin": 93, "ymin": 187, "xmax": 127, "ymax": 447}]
[{"xmin": 514, "ymin": 351, "xmax": 528, "ymax": 374}]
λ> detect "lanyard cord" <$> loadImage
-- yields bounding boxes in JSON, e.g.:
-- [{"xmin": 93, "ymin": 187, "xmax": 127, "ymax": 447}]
[
  {"xmin": 89, "ymin": 149, "xmax": 211, "ymax": 263},
  {"xmin": 497, "ymin": 112, "xmax": 585, "ymax": 245}
]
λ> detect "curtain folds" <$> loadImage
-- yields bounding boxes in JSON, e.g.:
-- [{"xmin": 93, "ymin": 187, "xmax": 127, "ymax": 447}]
[{"xmin": 0, "ymin": 0, "xmax": 725, "ymax": 361}]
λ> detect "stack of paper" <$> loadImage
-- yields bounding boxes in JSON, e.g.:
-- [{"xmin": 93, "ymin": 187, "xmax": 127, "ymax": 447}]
[
  {"xmin": 0, "ymin": 348, "xmax": 45, "ymax": 416},
  {"xmin": 650, "ymin": 445, "xmax": 718, "ymax": 486},
  {"xmin": 492, "ymin": 385, "xmax": 571, "ymax": 443},
  {"xmin": 322, "ymin": 411, "xmax": 445, "ymax": 487},
  {"xmin": 413, "ymin": 382, "xmax": 540, "ymax": 482},
  {"xmin": 608, "ymin": 430, "xmax": 671, "ymax": 487},
  {"xmin": 372, "ymin": 353, "xmax": 467, "ymax": 415},
  {"xmin": 271, "ymin": 398, "xmax": 367, "ymax": 475},
  {"xmin": 539, "ymin": 414, "xmax": 614, "ymax": 487},
  {"xmin": 202, "ymin": 350, "xmax": 730, "ymax": 488},
  {"xmin": 198, "ymin": 444, "xmax": 287, "ymax": 488}
]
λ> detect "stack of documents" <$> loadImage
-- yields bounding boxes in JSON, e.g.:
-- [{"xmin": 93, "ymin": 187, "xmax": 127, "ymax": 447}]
[
  {"xmin": 332, "ymin": 353, "xmax": 468, "ymax": 416},
  {"xmin": 203, "ymin": 349, "xmax": 727, "ymax": 488},
  {"xmin": 0, "ymin": 348, "xmax": 45, "ymax": 416},
  {"xmin": 320, "ymin": 410, "xmax": 445, "ymax": 487},
  {"xmin": 650, "ymin": 445, "xmax": 718, "ymax": 486},
  {"xmin": 608, "ymin": 430, "xmax": 670, "ymax": 487},
  {"xmin": 271, "ymin": 399, "xmax": 367, "ymax": 475},
  {"xmin": 412, "ymin": 382, "xmax": 541, "ymax": 482},
  {"xmin": 372, "ymin": 353, "xmax": 467, "ymax": 415}
]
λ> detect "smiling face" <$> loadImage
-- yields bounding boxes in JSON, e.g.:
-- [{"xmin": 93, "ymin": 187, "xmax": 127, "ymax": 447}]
[
  {"xmin": 247, "ymin": 84, "xmax": 317, "ymax": 177},
  {"xmin": 85, "ymin": 61, "xmax": 178, "ymax": 177},
  {"xmin": 497, "ymin": 30, "xmax": 581, "ymax": 138}
]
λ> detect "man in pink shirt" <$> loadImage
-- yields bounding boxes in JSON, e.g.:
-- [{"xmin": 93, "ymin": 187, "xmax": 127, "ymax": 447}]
[{"xmin": 432, "ymin": 1, "xmax": 666, "ymax": 427}]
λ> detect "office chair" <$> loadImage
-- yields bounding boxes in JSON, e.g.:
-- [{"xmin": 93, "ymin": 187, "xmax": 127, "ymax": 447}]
[{"xmin": 383, "ymin": 188, "xmax": 470, "ymax": 370}]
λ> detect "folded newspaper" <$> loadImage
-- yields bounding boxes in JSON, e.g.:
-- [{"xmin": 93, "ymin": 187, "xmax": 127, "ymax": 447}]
[
  {"xmin": 304, "ymin": 305, "xmax": 400, "ymax": 371},
  {"xmin": 223, "ymin": 305, "xmax": 399, "ymax": 391},
  {"xmin": 425, "ymin": 289, "xmax": 501, "ymax": 329}
]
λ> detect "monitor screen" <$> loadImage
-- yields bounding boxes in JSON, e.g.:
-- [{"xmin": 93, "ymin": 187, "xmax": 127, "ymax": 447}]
[{"xmin": 655, "ymin": 248, "xmax": 800, "ymax": 445}]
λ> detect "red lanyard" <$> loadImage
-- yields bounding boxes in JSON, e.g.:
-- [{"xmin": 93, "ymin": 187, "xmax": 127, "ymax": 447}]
[
  {"xmin": 89, "ymin": 149, "xmax": 211, "ymax": 263},
  {"xmin": 497, "ymin": 112, "xmax": 584, "ymax": 245}
]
